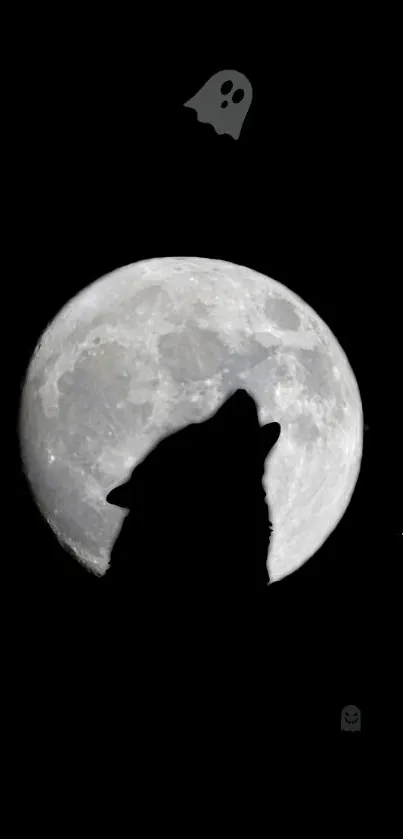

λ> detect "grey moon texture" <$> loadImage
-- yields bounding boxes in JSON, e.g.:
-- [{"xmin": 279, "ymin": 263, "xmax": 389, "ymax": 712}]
[{"xmin": 19, "ymin": 257, "xmax": 363, "ymax": 583}]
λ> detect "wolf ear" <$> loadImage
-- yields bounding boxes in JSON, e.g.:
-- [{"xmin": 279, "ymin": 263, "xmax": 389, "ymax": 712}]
[{"xmin": 260, "ymin": 421, "xmax": 281, "ymax": 457}]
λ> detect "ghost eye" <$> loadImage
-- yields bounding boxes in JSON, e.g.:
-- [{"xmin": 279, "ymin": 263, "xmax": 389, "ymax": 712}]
[
  {"xmin": 220, "ymin": 80, "xmax": 233, "ymax": 95},
  {"xmin": 232, "ymin": 88, "xmax": 245, "ymax": 103}
]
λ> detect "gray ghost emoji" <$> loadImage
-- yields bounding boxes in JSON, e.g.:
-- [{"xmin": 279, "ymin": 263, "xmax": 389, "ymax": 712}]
[
  {"xmin": 184, "ymin": 69, "xmax": 253, "ymax": 140},
  {"xmin": 341, "ymin": 705, "xmax": 361, "ymax": 732}
]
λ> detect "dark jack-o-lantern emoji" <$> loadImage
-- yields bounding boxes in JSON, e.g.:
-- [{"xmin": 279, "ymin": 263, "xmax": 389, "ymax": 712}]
[{"xmin": 341, "ymin": 705, "xmax": 361, "ymax": 732}]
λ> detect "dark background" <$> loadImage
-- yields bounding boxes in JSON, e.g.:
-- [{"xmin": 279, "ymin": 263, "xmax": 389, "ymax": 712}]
[{"xmin": 10, "ymin": 17, "xmax": 397, "ymax": 753}]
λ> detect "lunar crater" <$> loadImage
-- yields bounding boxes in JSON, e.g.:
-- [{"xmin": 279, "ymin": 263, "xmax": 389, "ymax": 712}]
[{"xmin": 264, "ymin": 295, "xmax": 301, "ymax": 331}]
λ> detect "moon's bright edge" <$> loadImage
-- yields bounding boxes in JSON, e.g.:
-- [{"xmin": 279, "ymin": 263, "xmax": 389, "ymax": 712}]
[{"xmin": 19, "ymin": 257, "xmax": 363, "ymax": 582}]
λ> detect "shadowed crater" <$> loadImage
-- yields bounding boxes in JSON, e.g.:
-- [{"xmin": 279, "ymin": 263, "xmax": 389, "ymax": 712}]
[{"xmin": 264, "ymin": 296, "xmax": 301, "ymax": 331}]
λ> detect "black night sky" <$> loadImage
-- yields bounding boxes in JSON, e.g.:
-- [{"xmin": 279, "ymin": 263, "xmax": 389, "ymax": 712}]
[{"xmin": 10, "ymin": 17, "xmax": 396, "ymax": 762}]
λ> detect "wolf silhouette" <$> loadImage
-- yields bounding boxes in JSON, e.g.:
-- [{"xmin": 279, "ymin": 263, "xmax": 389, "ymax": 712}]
[
  {"xmin": 102, "ymin": 388, "xmax": 281, "ymax": 749},
  {"xmin": 105, "ymin": 389, "xmax": 280, "ymax": 635}
]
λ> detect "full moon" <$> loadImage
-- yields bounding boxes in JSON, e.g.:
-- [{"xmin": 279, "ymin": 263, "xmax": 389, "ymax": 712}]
[{"xmin": 19, "ymin": 257, "xmax": 363, "ymax": 582}]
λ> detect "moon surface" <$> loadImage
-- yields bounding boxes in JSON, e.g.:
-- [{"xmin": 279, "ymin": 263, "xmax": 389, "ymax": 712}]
[{"xmin": 19, "ymin": 257, "xmax": 363, "ymax": 582}]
